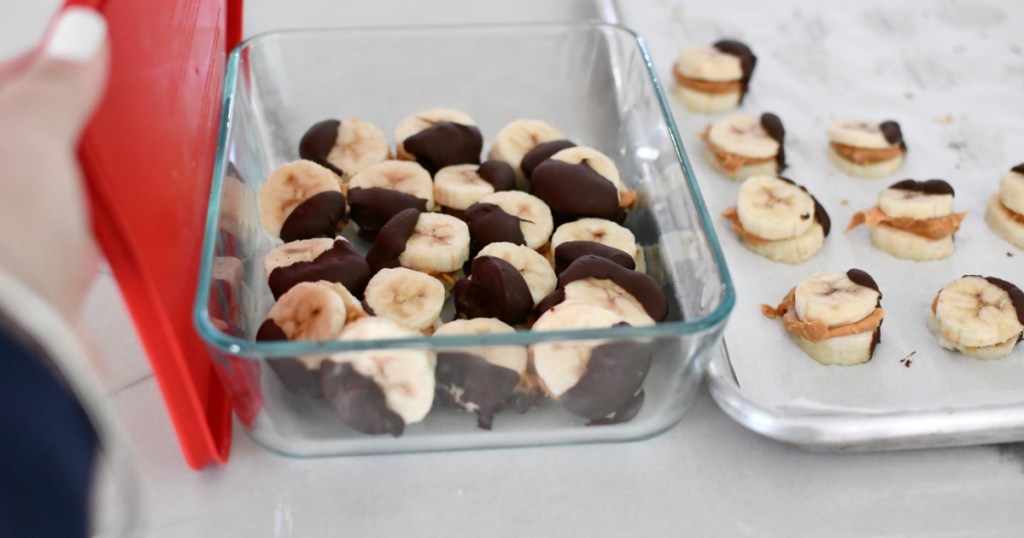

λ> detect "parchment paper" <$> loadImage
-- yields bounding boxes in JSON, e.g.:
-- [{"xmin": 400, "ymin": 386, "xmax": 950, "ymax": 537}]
[{"xmin": 629, "ymin": 0, "xmax": 1024, "ymax": 411}]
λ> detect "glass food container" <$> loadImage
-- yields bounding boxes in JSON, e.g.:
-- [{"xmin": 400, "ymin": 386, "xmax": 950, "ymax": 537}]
[{"xmin": 194, "ymin": 22, "xmax": 734, "ymax": 457}]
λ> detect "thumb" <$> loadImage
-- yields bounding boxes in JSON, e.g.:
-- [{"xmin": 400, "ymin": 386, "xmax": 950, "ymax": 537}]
[{"xmin": 1, "ymin": 7, "xmax": 108, "ymax": 142}]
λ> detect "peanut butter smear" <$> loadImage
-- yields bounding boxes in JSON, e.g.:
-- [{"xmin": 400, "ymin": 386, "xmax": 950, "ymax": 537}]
[
  {"xmin": 721, "ymin": 206, "xmax": 770, "ymax": 244},
  {"xmin": 673, "ymin": 69, "xmax": 742, "ymax": 94},
  {"xmin": 701, "ymin": 126, "xmax": 775, "ymax": 173},
  {"xmin": 831, "ymin": 142, "xmax": 905, "ymax": 165},
  {"xmin": 845, "ymin": 207, "xmax": 968, "ymax": 240},
  {"xmin": 761, "ymin": 288, "xmax": 884, "ymax": 343},
  {"xmin": 1002, "ymin": 200, "xmax": 1024, "ymax": 223}
]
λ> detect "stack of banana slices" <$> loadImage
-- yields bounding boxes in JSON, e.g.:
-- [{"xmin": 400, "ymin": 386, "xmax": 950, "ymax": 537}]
[
  {"xmin": 722, "ymin": 175, "xmax": 830, "ymax": 264},
  {"xmin": 246, "ymin": 110, "xmax": 671, "ymax": 435},
  {"xmin": 927, "ymin": 276, "xmax": 1024, "ymax": 360},
  {"xmin": 826, "ymin": 118, "xmax": 908, "ymax": 179},
  {"xmin": 762, "ymin": 270, "xmax": 885, "ymax": 366},
  {"xmin": 701, "ymin": 112, "xmax": 786, "ymax": 180},
  {"xmin": 672, "ymin": 39, "xmax": 757, "ymax": 114},
  {"xmin": 986, "ymin": 164, "xmax": 1024, "ymax": 250},
  {"xmin": 846, "ymin": 179, "xmax": 967, "ymax": 260}
]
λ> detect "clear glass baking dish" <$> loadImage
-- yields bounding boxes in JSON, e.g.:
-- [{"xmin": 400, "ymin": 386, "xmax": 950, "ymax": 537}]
[{"xmin": 193, "ymin": 22, "xmax": 735, "ymax": 457}]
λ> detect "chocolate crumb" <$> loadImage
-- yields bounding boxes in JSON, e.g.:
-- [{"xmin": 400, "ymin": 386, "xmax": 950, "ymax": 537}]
[
  {"xmin": 1008, "ymin": 252, "xmax": 1015, "ymax": 258},
  {"xmin": 904, "ymin": 359, "xmax": 913, "ymax": 368}
]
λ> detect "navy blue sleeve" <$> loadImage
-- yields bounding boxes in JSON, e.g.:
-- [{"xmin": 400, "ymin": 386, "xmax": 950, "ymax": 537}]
[{"xmin": 0, "ymin": 329, "xmax": 97, "ymax": 538}]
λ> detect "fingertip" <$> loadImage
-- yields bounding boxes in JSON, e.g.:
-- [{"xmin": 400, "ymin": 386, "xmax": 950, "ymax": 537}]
[{"xmin": 45, "ymin": 6, "xmax": 107, "ymax": 64}]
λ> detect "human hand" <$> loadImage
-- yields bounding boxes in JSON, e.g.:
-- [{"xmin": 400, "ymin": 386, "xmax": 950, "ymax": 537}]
[{"xmin": 0, "ymin": 7, "xmax": 109, "ymax": 320}]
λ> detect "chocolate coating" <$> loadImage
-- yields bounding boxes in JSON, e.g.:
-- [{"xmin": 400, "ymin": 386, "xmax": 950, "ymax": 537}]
[
  {"xmin": 1012, "ymin": 163, "xmax": 1024, "ymax": 175},
  {"xmin": 268, "ymin": 239, "xmax": 370, "ymax": 299},
  {"xmin": 465, "ymin": 203, "xmax": 526, "ymax": 249},
  {"xmin": 403, "ymin": 122, "xmax": 483, "ymax": 175},
  {"xmin": 435, "ymin": 351, "xmax": 521, "ymax": 430},
  {"xmin": 760, "ymin": 112, "xmax": 786, "ymax": 171},
  {"xmin": 348, "ymin": 187, "xmax": 428, "ymax": 236},
  {"xmin": 889, "ymin": 179, "xmax": 955, "ymax": 197},
  {"xmin": 453, "ymin": 256, "xmax": 534, "ymax": 325},
  {"xmin": 279, "ymin": 190, "xmax": 347, "ymax": 242},
  {"xmin": 477, "ymin": 160, "xmax": 516, "ymax": 192},
  {"xmin": 521, "ymin": 140, "xmax": 577, "ymax": 179},
  {"xmin": 880, "ymin": 120, "xmax": 907, "ymax": 151},
  {"xmin": 322, "ymin": 362, "xmax": 405, "ymax": 437},
  {"xmin": 365, "ymin": 208, "xmax": 421, "ymax": 273},
  {"xmin": 531, "ymin": 160, "xmax": 625, "ymax": 223},
  {"xmin": 982, "ymin": 276, "xmax": 1024, "ymax": 328},
  {"xmin": 712, "ymin": 39, "xmax": 757, "ymax": 99},
  {"xmin": 554, "ymin": 241, "xmax": 635, "ymax": 274},
  {"xmin": 257, "ymin": 319, "xmax": 323, "ymax": 397},
  {"xmin": 554, "ymin": 255, "xmax": 668, "ymax": 321},
  {"xmin": 560, "ymin": 340, "xmax": 652, "ymax": 421},
  {"xmin": 847, "ymin": 268, "xmax": 881, "ymax": 296},
  {"xmin": 586, "ymin": 389, "xmax": 645, "ymax": 426},
  {"xmin": 298, "ymin": 119, "xmax": 345, "ymax": 176}
]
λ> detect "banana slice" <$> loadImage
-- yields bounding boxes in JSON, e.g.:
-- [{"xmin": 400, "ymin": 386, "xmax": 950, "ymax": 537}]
[
  {"xmin": 537, "ymin": 255, "xmax": 668, "ymax": 324},
  {"xmin": 985, "ymin": 194, "xmax": 1024, "ymax": 250},
  {"xmin": 349, "ymin": 160, "xmax": 435, "ymax": 210},
  {"xmin": 999, "ymin": 168, "xmax": 1024, "ymax": 216},
  {"xmin": 434, "ymin": 318, "xmax": 530, "ymax": 429},
  {"xmin": 472, "ymin": 191, "xmax": 554, "ymax": 251},
  {"xmin": 827, "ymin": 118, "xmax": 895, "ymax": 149},
  {"xmin": 703, "ymin": 113, "xmax": 784, "ymax": 180},
  {"xmin": 394, "ymin": 108, "xmax": 482, "ymax": 174},
  {"xmin": 433, "ymin": 161, "xmax": 516, "ymax": 213},
  {"xmin": 299, "ymin": 118, "xmax": 390, "ymax": 180},
  {"xmin": 398, "ymin": 212, "xmax": 472, "ymax": 275},
  {"xmin": 870, "ymin": 225, "xmax": 955, "ymax": 261},
  {"xmin": 550, "ymin": 146, "xmax": 622, "ymax": 191},
  {"xmin": 487, "ymin": 119, "xmax": 565, "ymax": 187},
  {"xmin": 877, "ymin": 180, "xmax": 954, "ymax": 220},
  {"xmin": 323, "ymin": 317, "xmax": 437, "ymax": 436},
  {"xmin": 737, "ymin": 176, "xmax": 816, "ymax": 240},
  {"xmin": 676, "ymin": 45, "xmax": 744, "ymax": 82},
  {"xmin": 478, "ymin": 242, "xmax": 557, "ymax": 306},
  {"xmin": 364, "ymin": 267, "xmax": 446, "ymax": 332},
  {"xmin": 560, "ymin": 280, "xmax": 655, "ymax": 326},
  {"xmin": 928, "ymin": 276, "xmax": 1024, "ymax": 359},
  {"xmin": 264, "ymin": 237, "xmax": 371, "ymax": 299},
  {"xmin": 827, "ymin": 119, "xmax": 908, "ymax": 179},
  {"xmin": 763, "ymin": 269, "xmax": 884, "ymax": 366},
  {"xmin": 531, "ymin": 303, "xmax": 651, "ymax": 423},
  {"xmin": 551, "ymin": 218, "xmax": 642, "ymax": 271},
  {"xmin": 258, "ymin": 160, "xmax": 346, "ymax": 241}
]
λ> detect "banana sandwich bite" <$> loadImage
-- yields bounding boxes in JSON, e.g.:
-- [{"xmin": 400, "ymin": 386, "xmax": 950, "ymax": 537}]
[
  {"xmin": 464, "ymin": 191, "xmax": 554, "ymax": 253},
  {"xmin": 453, "ymin": 242, "xmax": 557, "ymax": 326},
  {"xmin": 535, "ymin": 255, "xmax": 668, "ymax": 327},
  {"xmin": 550, "ymin": 218, "xmax": 644, "ymax": 274},
  {"xmin": 487, "ymin": 118, "xmax": 566, "ymax": 188},
  {"xmin": 363, "ymin": 267, "xmax": 446, "ymax": 333},
  {"xmin": 394, "ymin": 108, "xmax": 483, "ymax": 174},
  {"xmin": 321, "ymin": 317, "xmax": 437, "ymax": 437},
  {"xmin": 433, "ymin": 318, "xmax": 532, "ymax": 429},
  {"xmin": 529, "ymin": 146, "xmax": 637, "ymax": 223},
  {"xmin": 702, "ymin": 112, "xmax": 786, "ymax": 180},
  {"xmin": 846, "ymin": 179, "xmax": 966, "ymax": 260},
  {"xmin": 672, "ymin": 39, "xmax": 756, "ymax": 114},
  {"xmin": 433, "ymin": 160, "xmax": 516, "ymax": 217},
  {"xmin": 722, "ymin": 175, "xmax": 830, "ymax": 264},
  {"xmin": 985, "ymin": 163, "xmax": 1024, "ymax": 249},
  {"xmin": 531, "ymin": 302, "xmax": 653, "ymax": 424},
  {"xmin": 347, "ymin": 160, "xmax": 434, "ymax": 236},
  {"xmin": 762, "ymin": 269, "xmax": 884, "ymax": 366},
  {"xmin": 263, "ymin": 237, "xmax": 370, "ymax": 299},
  {"xmin": 365, "ymin": 208, "xmax": 470, "ymax": 289},
  {"xmin": 298, "ymin": 118, "xmax": 390, "ymax": 181},
  {"xmin": 258, "ymin": 160, "xmax": 347, "ymax": 242},
  {"xmin": 827, "ymin": 118, "xmax": 907, "ymax": 179},
  {"xmin": 256, "ymin": 280, "xmax": 368, "ymax": 395},
  {"xmin": 927, "ymin": 276, "xmax": 1023, "ymax": 360}
]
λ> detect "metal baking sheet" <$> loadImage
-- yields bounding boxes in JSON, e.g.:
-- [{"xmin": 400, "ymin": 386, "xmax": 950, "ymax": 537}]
[{"xmin": 619, "ymin": 0, "xmax": 1024, "ymax": 450}]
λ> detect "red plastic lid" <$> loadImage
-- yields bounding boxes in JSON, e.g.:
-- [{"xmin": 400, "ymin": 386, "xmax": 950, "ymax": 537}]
[{"xmin": 70, "ymin": 0, "xmax": 244, "ymax": 469}]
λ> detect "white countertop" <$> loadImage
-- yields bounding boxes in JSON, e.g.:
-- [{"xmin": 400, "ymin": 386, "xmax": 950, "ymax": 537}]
[{"xmin": 7, "ymin": 1, "xmax": 1024, "ymax": 536}]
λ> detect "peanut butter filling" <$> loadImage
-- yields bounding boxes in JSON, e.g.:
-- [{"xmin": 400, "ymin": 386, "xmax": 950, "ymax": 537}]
[
  {"xmin": 831, "ymin": 142, "xmax": 905, "ymax": 165},
  {"xmin": 845, "ymin": 207, "xmax": 967, "ymax": 240},
  {"xmin": 721, "ymin": 207, "xmax": 771, "ymax": 244},
  {"xmin": 701, "ymin": 127, "xmax": 775, "ymax": 173},
  {"xmin": 673, "ymin": 68, "xmax": 742, "ymax": 95},
  {"xmin": 761, "ymin": 288, "xmax": 884, "ymax": 343},
  {"xmin": 999, "ymin": 200, "xmax": 1024, "ymax": 224}
]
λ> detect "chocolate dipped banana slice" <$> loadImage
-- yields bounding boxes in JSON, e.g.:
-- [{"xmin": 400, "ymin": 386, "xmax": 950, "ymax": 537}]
[
  {"xmin": 927, "ymin": 276, "xmax": 1023, "ymax": 360},
  {"xmin": 702, "ymin": 112, "xmax": 785, "ymax": 180},
  {"xmin": 530, "ymin": 146, "xmax": 635, "ymax": 223},
  {"xmin": 826, "ymin": 118, "xmax": 907, "ymax": 179},
  {"xmin": 299, "ymin": 118, "xmax": 390, "ymax": 181},
  {"xmin": 464, "ymin": 191, "xmax": 553, "ymax": 252},
  {"xmin": 672, "ymin": 39, "xmax": 756, "ymax": 113},
  {"xmin": 433, "ymin": 160, "xmax": 516, "ymax": 216},
  {"xmin": 433, "ymin": 318, "xmax": 532, "ymax": 429},
  {"xmin": 487, "ymin": 119, "xmax": 566, "ymax": 189},
  {"xmin": 263, "ymin": 237, "xmax": 370, "ymax": 299},
  {"xmin": 347, "ymin": 160, "xmax": 434, "ymax": 236},
  {"xmin": 394, "ymin": 108, "xmax": 483, "ymax": 175},
  {"xmin": 550, "ymin": 218, "xmax": 643, "ymax": 273},
  {"xmin": 985, "ymin": 164, "xmax": 1024, "ymax": 250},
  {"xmin": 366, "ymin": 208, "xmax": 471, "ymax": 290},
  {"xmin": 453, "ymin": 242, "xmax": 557, "ymax": 326},
  {"xmin": 258, "ymin": 160, "xmax": 347, "ymax": 242},
  {"xmin": 322, "ymin": 317, "xmax": 436, "ymax": 437},
  {"xmin": 722, "ymin": 175, "xmax": 830, "ymax": 264},
  {"xmin": 531, "ymin": 302, "xmax": 652, "ymax": 424},
  {"xmin": 536, "ymin": 255, "xmax": 668, "ymax": 326}
]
